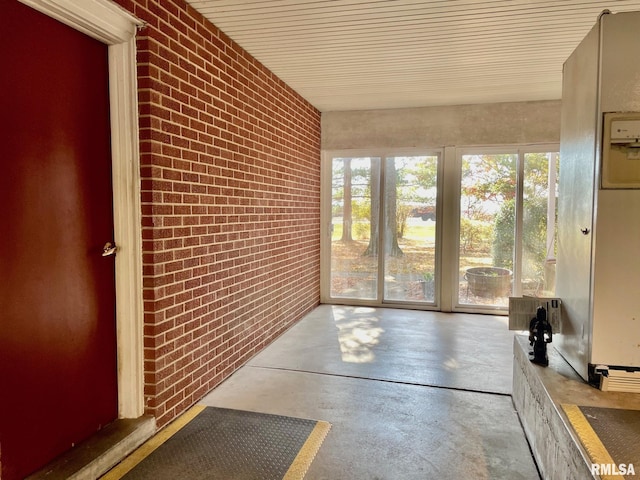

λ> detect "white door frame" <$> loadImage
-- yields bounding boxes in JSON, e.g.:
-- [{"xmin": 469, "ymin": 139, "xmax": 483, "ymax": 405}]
[{"xmin": 19, "ymin": 0, "xmax": 145, "ymax": 419}]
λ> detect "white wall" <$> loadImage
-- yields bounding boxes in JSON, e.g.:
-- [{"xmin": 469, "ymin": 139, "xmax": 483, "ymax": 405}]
[{"xmin": 321, "ymin": 100, "xmax": 561, "ymax": 150}]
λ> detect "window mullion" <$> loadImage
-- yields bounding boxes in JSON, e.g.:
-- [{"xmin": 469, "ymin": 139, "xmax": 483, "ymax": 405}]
[
  {"xmin": 514, "ymin": 150, "xmax": 525, "ymax": 297},
  {"xmin": 377, "ymin": 156, "xmax": 386, "ymax": 304}
]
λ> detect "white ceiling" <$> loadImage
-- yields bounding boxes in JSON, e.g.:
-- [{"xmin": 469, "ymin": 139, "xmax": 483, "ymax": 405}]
[{"xmin": 186, "ymin": 0, "xmax": 640, "ymax": 112}]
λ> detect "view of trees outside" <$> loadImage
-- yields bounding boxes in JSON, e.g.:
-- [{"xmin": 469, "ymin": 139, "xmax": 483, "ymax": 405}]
[
  {"xmin": 330, "ymin": 157, "xmax": 378, "ymax": 299},
  {"xmin": 523, "ymin": 152, "xmax": 558, "ymax": 295},
  {"xmin": 329, "ymin": 150, "xmax": 558, "ymax": 308},
  {"xmin": 459, "ymin": 151, "xmax": 558, "ymax": 306},
  {"xmin": 330, "ymin": 155, "xmax": 438, "ymax": 302},
  {"xmin": 459, "ymin": 153, "xmax": 516, "ymax": 307},
  {"xmin": 384, "ymin": 156, "xmax": 438, "ymax": 302}
]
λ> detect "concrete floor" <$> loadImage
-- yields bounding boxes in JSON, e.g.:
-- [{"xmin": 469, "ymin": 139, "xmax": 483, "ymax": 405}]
[{"xmin": 202, "ymin": 305, "xmax": 541, "ymax": 479}]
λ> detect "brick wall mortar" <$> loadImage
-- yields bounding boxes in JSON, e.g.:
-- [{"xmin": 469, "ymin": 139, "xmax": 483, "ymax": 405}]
[{"xmin": 115, "ymin": 0, "xmax": 321, "ymax": 427}]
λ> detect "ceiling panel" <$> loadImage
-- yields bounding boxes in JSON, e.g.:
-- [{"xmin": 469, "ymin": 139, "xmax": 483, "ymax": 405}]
[{"xmin": 186, "ymin": 0, "xmax": 640, "ymax": 111}]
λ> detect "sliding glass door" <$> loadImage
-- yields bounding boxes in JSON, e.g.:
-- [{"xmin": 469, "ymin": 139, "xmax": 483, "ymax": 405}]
[
  {"xmin": 456, "ymin": 148, "xmax": 559, "ymax": 311},
  {"xmin": 521, "ymin": 151, "xmax": 559, "ymax": 296},
  {"xmin": 329, "ymin": 156, "xmax": 379, "ymax": 300},
  {"xmin": 457, "ymin": 152, "xmax": 517, "ymax": 308},
  {"xmin": 327, "ymin": 153, "xmax": 440, "ymax": 305},
  {"xmin": 383, "ymin": 155, "xmax": 439, "ymax": 303},
  {"xmin": 323, "ymin": 146, "xmax": 558, "ymax": 313}
]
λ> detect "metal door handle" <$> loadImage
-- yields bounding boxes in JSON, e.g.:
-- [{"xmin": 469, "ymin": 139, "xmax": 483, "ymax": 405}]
[{"xmin": 102, "ymin": 242, "xmax": 117, "ymax": 257}]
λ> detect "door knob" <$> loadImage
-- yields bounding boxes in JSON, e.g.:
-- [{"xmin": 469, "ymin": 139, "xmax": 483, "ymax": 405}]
[{"xmin": 102, "ymin": 242, "xmax": 117, "ymax": 257}]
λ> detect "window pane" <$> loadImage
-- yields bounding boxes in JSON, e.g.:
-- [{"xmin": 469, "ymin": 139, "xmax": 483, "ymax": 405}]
[
  {"xmin": 330, "ymin": 157, "xmax": 379, "ymax": 300},
  {"xmin": 458, "ymin": 153, "xmax": 516, "ymax": 307},
  {"xmin": 522, "ymin": 152, "xmax": 558, "ymax": 296},
  {"xmin": 383, "ymin": 155, "xmax": 438, "ymax": 303}
]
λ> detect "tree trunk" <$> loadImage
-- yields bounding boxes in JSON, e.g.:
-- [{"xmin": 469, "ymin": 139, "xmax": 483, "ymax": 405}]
[
  {"xmin": 363, "ymin": 158, "xmax": 380, "ymax": 256},
  {"xmin": 363, "ymin": 158, "xmax": 403, "ymax": 257},
  {"xmin": 385, "ymin": 159, "xmax": 403, "ymax": 257}
]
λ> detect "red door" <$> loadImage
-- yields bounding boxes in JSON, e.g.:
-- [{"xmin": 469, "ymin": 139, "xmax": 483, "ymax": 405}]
[{"xmin": 0, "ymin": 2, "xmax": 118, "ymax": 479}]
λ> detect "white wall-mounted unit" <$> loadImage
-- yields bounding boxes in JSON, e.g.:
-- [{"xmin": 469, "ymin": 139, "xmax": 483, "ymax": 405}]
[
  {"xmin": 556, "ymin": 10, "xmax": 640, "ymax": 390},
  {"xmin": 602, "ymin": 112, "xmax": 640, "ymax": 188}
]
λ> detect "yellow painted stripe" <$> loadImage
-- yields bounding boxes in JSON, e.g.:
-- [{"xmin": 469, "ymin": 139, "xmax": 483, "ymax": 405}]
[
  {"xmin": 100, "ymin": 404, "xmax": 207, "ymax": 480},
  {"xmin": 283, "ymin": 420, "xmax": 331, "ymax": 480},
  {"xmin": 561, "ymin": 404, "xmax": 622, "ymax": 480}
]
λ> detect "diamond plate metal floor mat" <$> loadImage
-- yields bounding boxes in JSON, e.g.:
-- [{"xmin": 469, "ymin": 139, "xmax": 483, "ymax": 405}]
[
  {"xmin": 101, "ymin": 405, "xmax": 331, "ymax": 480},
  {"xmin": 562, "ymin": 404, "xmax": 640, "ymax": 479}
]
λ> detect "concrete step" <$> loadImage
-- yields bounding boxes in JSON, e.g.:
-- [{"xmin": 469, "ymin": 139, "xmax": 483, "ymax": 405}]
[
  {"xmin": 513, "ymin": 335, "xmax": 640, "ymax": 479},
  {"xmin": 27, "ymin": 415, "xmax": 155, "ymax": 480}
]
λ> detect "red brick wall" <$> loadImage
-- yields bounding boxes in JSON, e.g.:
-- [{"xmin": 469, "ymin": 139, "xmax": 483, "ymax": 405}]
[{"xmin": 114, "ymin": 0, "xmax": 321, "ymax": 427}]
